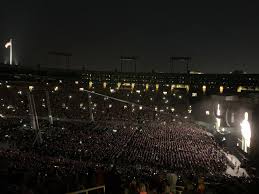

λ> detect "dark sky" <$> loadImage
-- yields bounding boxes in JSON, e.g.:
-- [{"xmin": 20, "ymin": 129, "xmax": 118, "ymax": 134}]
[{"xmin": 1, "ymin": 1, "xmax": 259, "ymax": 73}]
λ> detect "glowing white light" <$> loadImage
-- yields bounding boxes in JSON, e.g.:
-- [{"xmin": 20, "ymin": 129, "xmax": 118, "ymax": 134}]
[
  {"xmin": 75, "ymin": 81, "xmax": 79, "ymax": 84},
  {"xmin": 79, "ymin": 88, "xmax": 84, "ymax": 91},
  {"xmin": 192, "ymin": 92, "xmax": 197, "ymax": 97},
  {"xmin": 136, "ymin": 90, "xmax": 140, "ymax": 94},
  {"xmin": 0, "ymin": 114, "xmax": 5, "ymax": 118},
  {"xmin": 5, "ymin": 41, "xmax": 11, "ymax": 48},
  {"xmin": 18, "ymin": 91, "xmax": 22, "ymax": 95},
  {"xmin": 6, "ymin": 85, "xmax": 11, "ymax": 88},
  {"xmin": 29, "ymin": 86, "xmax": 34, "ymax": 91},
  {"xmin": 139, "ymin": 106, "xmax": 143, "ymax": 110},
  {"xmin": 171, "ymin": 108, "xmax": 175, "ymax": 112},
  {"xmin": 178, "ymin": 95, "xmax": 182, "ymax": 99},
  {"xmin": 59, "ymin": 80, "xmax": 62, "ymax": 83},
  {"xmin": 69, "ymin": 95, "xmax": 72, "ymax": 99},
  {"xmin": 206, "ymin": 110, "xmax": 210, "ymax": 115},
  {"xmin": 110, "ymin": 89, "xmax": 115, "ymax": 93},
  {"xmin": 217, "ymin": 104, "xmax": 220, "ymax": 116},
  {"xmin": 124, "ymin": 105, "xmax": 127, "ymax": 109},
  {"xmin": 65, "ymin": 106, "xmax": 68, "ymax": 110},
  {"xmin": 216, "ymin": 118, "xmax": 221, "ymax": 130},
  {"xmin": 240, "ymin": 112, "xmax": 251, "ymax": 150},
  {"xmin": 113, "ymin": 129, "xmax": 117, "ymax": 133},
  {"xmin": 184, "ymin": 116, "xmax": 188, "ymax": 119},
  {"xmin": 219, "ymin": 86, "xmax": 224, "ymax": 94},
  {"xmin": 163, "ymin": 91, "xmax": 167, "ymax": 95},
  {"xmin": 54, "ymin": 86, "xmax": 59, "ymax": 91},
  {"xmin": 109, "ymin": 104, "xmax": 112, "ymax": 108},
  {"xmin": 202, "ymin": 85, "xmax": 206, "ymax": 93},
  {"xmin": 155, "ymin": 107, "xmax": 158, "ymax": 111},
  {"xmin": 7, "ymin": 105, "xmax": 13, "ymax": 109}
]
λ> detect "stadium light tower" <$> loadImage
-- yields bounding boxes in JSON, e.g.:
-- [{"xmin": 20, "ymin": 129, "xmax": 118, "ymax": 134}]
[{"xmin": 5, "ymin": 39, "xmax": 12, "ymax": 65}]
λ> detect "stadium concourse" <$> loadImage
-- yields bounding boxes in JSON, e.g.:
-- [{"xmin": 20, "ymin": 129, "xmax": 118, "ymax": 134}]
[{"xmin": 0, "ymin": 79, "xmax": 257, "ymax": 194}]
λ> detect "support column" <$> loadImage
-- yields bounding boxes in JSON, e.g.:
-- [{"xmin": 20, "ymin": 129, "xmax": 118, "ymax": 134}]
[
  {"xmin": 45, "ymin": 91, "xmax": 53, "ymax": 125},
  {"xmin": 27, "ymin": 91, "xmax": 42, "ymax": 144},
  {"xmin": 88, "ymin": 93, "xmax": 94, "ymax": 122}
]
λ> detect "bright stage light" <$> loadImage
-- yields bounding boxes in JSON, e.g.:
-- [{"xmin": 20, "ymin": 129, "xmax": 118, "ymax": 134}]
[
  {"xmin": 205, "ymin": 110, "xmax": 210, "ymax": 115},
  {"xmin": 240, "ymin": 112, "xmax": 251, "ymax": 152}
]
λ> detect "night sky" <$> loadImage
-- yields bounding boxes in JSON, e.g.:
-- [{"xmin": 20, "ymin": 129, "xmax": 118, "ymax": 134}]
[{"xmin": 1, "ymin": 1, "xmax": 259, "ymax": 73}]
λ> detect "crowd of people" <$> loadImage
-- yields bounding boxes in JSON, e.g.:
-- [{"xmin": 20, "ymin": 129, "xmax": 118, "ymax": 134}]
[{"xmin": 0, "ymin": 80, "xmax": 257, "ymax": 193}]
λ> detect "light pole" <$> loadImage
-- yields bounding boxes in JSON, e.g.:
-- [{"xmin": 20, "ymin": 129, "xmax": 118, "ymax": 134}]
[{"xmin": 5, "ymin": 39, "xmax": 12, "ymax": 65}]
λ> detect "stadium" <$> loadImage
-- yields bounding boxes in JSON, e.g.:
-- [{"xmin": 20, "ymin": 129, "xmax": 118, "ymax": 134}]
[{"xmin": 0, "ymin": 64, "xmax": 258, "ymax": 194}]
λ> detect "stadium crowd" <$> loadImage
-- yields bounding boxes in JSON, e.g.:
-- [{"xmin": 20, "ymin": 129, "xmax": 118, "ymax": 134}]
[{"xmin": 0, "ymin": 80, "xmax": 257, "ymax": 193}]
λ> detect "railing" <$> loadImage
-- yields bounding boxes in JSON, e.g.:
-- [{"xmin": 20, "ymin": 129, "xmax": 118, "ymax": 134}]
[
  {"xmin": 66, "ymin": 185, "xmax": 182, "ymax": 194},
  {"xmin": 66, "ymin": 185, "xmax": 105, "ymax": 194},
  {"xmin": 176, "ymin": 186, "xmax": 185, "ymax": 194}
]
